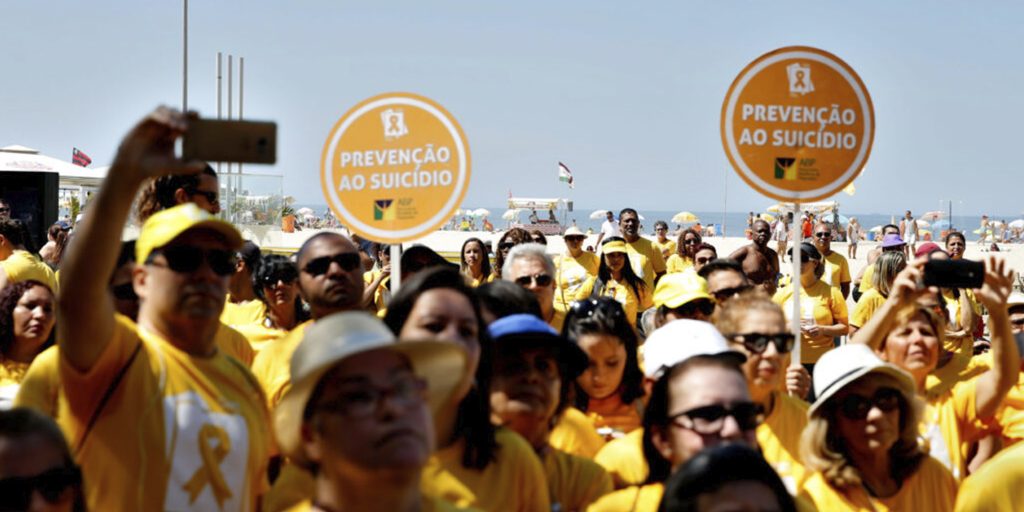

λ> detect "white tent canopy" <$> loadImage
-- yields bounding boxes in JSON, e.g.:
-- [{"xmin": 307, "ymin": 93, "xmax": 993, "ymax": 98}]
[{"xmin": 0, "ymin": 145, "xmax": 107, "ymax": 186}]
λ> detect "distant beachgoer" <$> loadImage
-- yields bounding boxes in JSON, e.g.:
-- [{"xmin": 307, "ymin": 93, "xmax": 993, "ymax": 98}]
[
  {"xmin": 847, "ymin": 217, "xmax": 862, "ymax": 259},
  {"xmin": 482, "ymin": 216, "xmax": 494, "ymax": 232},
  {"xmin": 728, "ymin": 220, "xmax": 779, "ymax": 296},
  {"xmin": 529, "ymin": 209, "xmax": 540, "ymax": 224},
  {"xmin": 900, "ymin": 210, "xmax": 919, "ymax": 253},
  {"xmin": 595, "ymin": 210, "xmax": 620, "ymax": 248},
  {"xmin": 773, "ymin": 215, "xmax": 789, "ymax": 264},
  {"xmin": 653, "ymin": 220, "xmax": 675, "ymax": 261}
]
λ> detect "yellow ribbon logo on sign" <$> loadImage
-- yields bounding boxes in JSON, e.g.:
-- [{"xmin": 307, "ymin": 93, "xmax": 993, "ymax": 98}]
[
  {"xmin": 183, "ymin": 423, "xmax": 233, "ymax": 508},
  {"xmin": 321, "ymin": 92, "xmax": 471, "ymax": 244}
]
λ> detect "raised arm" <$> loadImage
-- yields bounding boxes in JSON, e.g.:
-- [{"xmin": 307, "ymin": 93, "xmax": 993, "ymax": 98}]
[
  {"xmin": 849, "ymin": 259, "xmax": 929, "ymax": 350},
  {"xmin": 972, "ymin": 257, "xmax": 1018, "ymax": 419},
  {"xmin": 58, "ymin": 108, "xmax": 204, "ymax": 371}
]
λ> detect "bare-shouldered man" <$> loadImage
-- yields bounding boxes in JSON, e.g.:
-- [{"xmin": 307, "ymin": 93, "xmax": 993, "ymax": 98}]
[{"xmin": 728, "ymin": 220, "xmax": 779, "ymax": 295}]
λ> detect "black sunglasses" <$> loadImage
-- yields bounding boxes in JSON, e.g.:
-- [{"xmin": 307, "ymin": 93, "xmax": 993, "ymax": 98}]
[
  {"xmin": 728, "ymin": 333, "xmax": 795, "ymax": 355},
  {"xmin": 815, "ymin": 232, "xmax": 832, "ymax": 239},
  {"xmin": 569, "ymin": 297, "xmax": 625, "ymax": 321},
  {"xmin": 0, "ymin": 466, "xmax": 81, "ymax": 511},
  {"xmin": 838, "ymin": 387, "xmax": 903, "ymax": 420},
  {"xmin": 261, "ymin": 272, "xmax": 298, "ymax": 286},
  {"xmin": 499, "ymin": 242, "xmax": 516, "ymax": 251},
  {"xmin": 111, "ymin": 282, "xmax": 138, "ymax": 301},
  {"xmin": 695, "ymin": 255, "xmax": 715, "ymax": 265},
  {"xmin": 711, "ymin": 284, "xmax": 753, "ymax": 302},
  {"xmin": 670, "ymin": 299, "xmax": 715, "ymax": 317},
  {"xmin": 147, "ymin": 246, "xmax": 236, "ymax": 276},
  {"xmin": 188, "ymin": 189, "xmax": 219, "ymax": 204},
  {"xmin": 514, "ymin": 273, "xmax": 553, "ymax": 287},
  {"xmin": 669, "ymin": 401, "xmax": 764, "ymax": 435},
  {"xmin": 302, "ymin": 252, "xmax": 361, "ymax": 275}
]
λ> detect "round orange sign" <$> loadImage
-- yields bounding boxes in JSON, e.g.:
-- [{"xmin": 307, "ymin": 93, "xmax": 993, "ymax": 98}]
[
  {"xmin": 721, "ymin": 46, "xmax": 874, "ymax": 202},
  {"xmin": 321, "ymin": 92, "xmax": 471, "ymax": 243}
]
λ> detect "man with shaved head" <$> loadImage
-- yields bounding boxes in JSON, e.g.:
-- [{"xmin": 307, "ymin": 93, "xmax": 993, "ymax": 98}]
[{"xmin": 728, "ymin": 220, "xmax": 779, "ymax": 296}]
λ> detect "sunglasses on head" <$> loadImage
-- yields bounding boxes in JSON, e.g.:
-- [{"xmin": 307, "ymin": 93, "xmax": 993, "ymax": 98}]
[
  {"xmin": 711, "ymin": 284, "xmax": 752, "ymax": 302},
  {"xmin": 111, "ymin": 282, "xmax": 138, "ymax": 301},
  {"xmin": 187, "ymin": 189, "xmax": 219, "ymax": 204},
  {"xmin": 514, "ymin": 273, "xmax": 553, "ymax": 287},
  {"xmin": 669, "ymin": 401, "xmax": 764, "ymax": 435},
  {"xmin": 728, "ymin": 333, "xmax": 795, "ymax": 355},
  {"xmin": 0, "ymin": 466, "xmax": 81, "ymax": 511},
  {"xmin": 302, "ymin": 252, "xmax": 361, "ymax": 275},
  {"xmin": 838, "ymin": 387, "xmax": 903, "ymax": 420},
  {"xmin": 146, "ymin": 245, "xmax": 236, "ymax": 276}
]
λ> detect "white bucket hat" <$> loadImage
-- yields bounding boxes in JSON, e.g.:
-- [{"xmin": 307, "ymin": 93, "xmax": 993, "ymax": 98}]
[
  {"xmin": 642, "ymin": 319, "xmax": 745, "ymax": 379},
  {"xmin": 808, "ymin": 344, "xmax": 916, "ymax": 416},
  {"xmin": 563, "ymin": 226, "xmax": 586, "ymax": 238},
  {"xmin": 275, "ymin": 311, "xmax": 468, "ymax": 464}
]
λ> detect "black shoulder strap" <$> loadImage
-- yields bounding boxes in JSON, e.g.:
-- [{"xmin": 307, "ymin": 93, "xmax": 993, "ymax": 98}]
[{"xmin": 75, "ymin": 341, "xmax": 142, "ymax": 455}]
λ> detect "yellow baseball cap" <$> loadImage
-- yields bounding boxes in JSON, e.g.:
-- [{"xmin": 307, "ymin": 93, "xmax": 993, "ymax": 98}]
[
  {"xmin": 602, "ymin": 240, "xmax": 628, "ymax": 254},
  {"xmin": 653, "ymin": 271, "xmax": 712, "ymax": 309},
  {"xmin": 136, "ymin": 203, "xmax": 243, "ymax": 263}
]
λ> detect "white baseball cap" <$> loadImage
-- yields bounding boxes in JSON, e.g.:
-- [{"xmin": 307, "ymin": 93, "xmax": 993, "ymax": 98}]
[
  {"xmin": 642, "ymin": 319, "xmax": 745, "ymax": 379},
  {"xmin": 808, "ymin": 344, "xmax": 916, "ymax": 416}
]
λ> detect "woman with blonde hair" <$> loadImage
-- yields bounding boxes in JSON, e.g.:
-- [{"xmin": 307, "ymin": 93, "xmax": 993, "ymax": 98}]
[
  {"xmin": 849, "ymin": 251, "xmax": 906, "ymax": 337},
  {"xmin": 797, "ymin": 344, "xmax": 955, "ymax": 510}
]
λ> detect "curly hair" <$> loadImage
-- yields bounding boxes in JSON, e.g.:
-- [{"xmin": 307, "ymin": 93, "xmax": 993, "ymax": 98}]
[
  {"xmin": 562, "ymin": 297, "xmax": 645, "ymax": 411},
  {"xmin": 135, "ymin": 165, "xmax": 217, "ymax": 223},
  {"xmin": 252, "ymin": 254, "xmax": 309, "ymax": 326},
  {"xmin": 0, "ymin": 280, "xmax": 55, "ymax": 359},
  {"xmin": 492, "ymin": 228, "xmax": 532, "ymax": 279},
  {"xmin": 675, "ymin": 228, "xmax": 702, "ymax": 259}
]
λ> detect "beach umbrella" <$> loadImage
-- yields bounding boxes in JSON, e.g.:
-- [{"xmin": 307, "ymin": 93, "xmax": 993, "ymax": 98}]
[
  {"xmin": 766, "ymin": 203, "xmax": 785, "ymax": 213},
  {"xmin": 471, "ymin": 208, "xmax": 491, "ymax": 217},
  {"xmin": 502, "ymin": 209, "xmax": 520, "ymax": 221},
  {"xmin": 820, "ymin": 212, "xmax": 849, "ymax": 225},
  {"xmin": 868, "ymin": 225, "xmax": 884, "ymax": 233},
  {"xmin": 921, "ymin": 211, "xmax": 944, "ymax": 221},
  {"xmin": 932, "ymin": 220, "xmax": 951, "ymax": 230},
  {"xmin": 589, "ymin": 209, "xmax": 609, "ymax": 220},
  {"xmin": 672, "ymin": 211, "xmax": 699, "ymax": 224},
  {"xmin": 1009, "ymin": 219, "xmax": 1024, "ymax": 230},
  {"xmin": 296, "ymin": 207, "xmax": 315, "ymax": 216},
  {"xmin": 761, "ymin": 213, "xmax": 776, "ymax": 222},
  {"xmin": 916, "ymin": 219, "xmax": 931, "ymax": 229},
  {"xmin": 990, "ymin": 220, "xmax": 1005, "ymax": 228}
]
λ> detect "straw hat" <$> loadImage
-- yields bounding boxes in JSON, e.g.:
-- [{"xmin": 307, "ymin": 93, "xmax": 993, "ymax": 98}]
[
  {"xmin": 808, "ymin": 344, "xmax": 915, "ymax": 416},
  {"xmin": 275, "ymin": 312, "xmax": 468, "ymax": 463}
]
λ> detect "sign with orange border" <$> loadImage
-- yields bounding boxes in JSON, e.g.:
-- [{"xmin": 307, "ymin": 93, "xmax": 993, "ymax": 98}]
[
  {"xmin": 321, "ymin": 92, "xmax": 471, "ymax": 243},
  {"xmin": 721, "ymin": 46, "xmax": 874, "ymax": 202}
]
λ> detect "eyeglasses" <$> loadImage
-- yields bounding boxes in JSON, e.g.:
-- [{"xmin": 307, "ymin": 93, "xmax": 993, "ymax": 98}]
[
  {"xmin": 837, "ymin": 387, "xmax": 903, "ymax": 420},
  {"xmin": 814, "ymin": 232, "xmax": 832, "ymax": 239},
  {"xmin": 727, "ymin": 333, "xmax": 795, "ymax": 355},
  {"xmin": 0, "ymin": 466, "xmax": 81, "ymax": 510},
  {"xmin": 261, "ymin": 272, "xmax": 298, "ymax": 286},
  {"xmin": 670, "ymin": 299, "xmax": 715, "ymax": 318},
  {"xmin": 111, "ymin": 282, "xmax": 138, "ymax": 301},
  {"xmin": 146, "ymin": 246, "xmax": 237, "ymax": 276},
  {"xmin": 668, "ymin": 401, "xmax": 764, "ymax": 435},
  {"xmin": 514, "ymin": 273, "xmax": 553, "ymax": 287},
  {"xmin": 302, "ymin": 252, "xmax": 361, "ymax": 275},
  {"xmin": 188, "ymin": 189, "xmax": 219, "ymax": 204},
  {"xmin": 312, "ymin": 376, "xmax": 427, "ymax": 419},
  {"xmin": 710, "ymin": 284, "xmax": 753, "ymax": 302}
]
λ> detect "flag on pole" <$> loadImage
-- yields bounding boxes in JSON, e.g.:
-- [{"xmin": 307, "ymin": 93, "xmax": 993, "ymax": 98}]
[
  {"xmin": 558, "ymin": 162, "xmax": 574, "ymax": 189},
  {"xmin": 72, "ymin": 148, "xmax": 92, "ymax": 167}
]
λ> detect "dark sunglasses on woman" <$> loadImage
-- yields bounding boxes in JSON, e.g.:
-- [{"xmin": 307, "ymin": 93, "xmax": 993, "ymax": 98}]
[
  {"xmin": 726, "ymin": 333, "xmax": 796, "ymax": 355},
  {"xmin": 838, "ymin": 387, "xmax": 903, "ymax": 420}
]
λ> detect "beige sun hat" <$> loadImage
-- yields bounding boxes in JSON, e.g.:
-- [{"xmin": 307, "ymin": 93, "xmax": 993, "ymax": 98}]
[
  {"xmin": 274, "ymin": 311, "xmax": 468, "ymax": 464},
  {"xmin": 563, "ymin": 226, "xmax": 586, "ymax": 238},
  {"xmin": 808, "ymin": 344, "xmax": 916, "ymax": 416}
]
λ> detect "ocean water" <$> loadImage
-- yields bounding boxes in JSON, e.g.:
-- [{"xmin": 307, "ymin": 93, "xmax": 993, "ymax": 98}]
[{"xmin": 292, "ymin": 203, "xmax": 1011, "ymax": 241}]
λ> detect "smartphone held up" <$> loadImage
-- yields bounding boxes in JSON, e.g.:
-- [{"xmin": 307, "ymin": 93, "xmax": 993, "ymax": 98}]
[
  {"xmin": 182, "ymin": 119, "xmax": 277, "ymax": 164},
  {"xmin": 923, "ymin": 259, "xmax": 985, "ymax": 290}
]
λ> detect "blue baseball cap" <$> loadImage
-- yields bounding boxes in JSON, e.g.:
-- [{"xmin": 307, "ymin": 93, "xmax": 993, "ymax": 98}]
[{"xmin": 488, "ymin": 314, "xmax": 589, "ymax": 378}]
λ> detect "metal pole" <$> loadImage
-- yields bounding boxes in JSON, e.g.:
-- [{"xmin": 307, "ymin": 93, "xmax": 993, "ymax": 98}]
[
  {"xmin": 216, "ymin": 53, "xmax": 222, "ymax": 175},
  {"xmin": 722, "ymin": 168, "xmax": 728, "ymax": 236},
  {"xmin": 182, "ymin": 0, "xmax": 188, "ymax": 111},
  {"xmin": 790, "ymin": 201, "xmax": 803, "ymax": 372},
  {"xmin": 227, "ymin": 55, "xmax": 233, "ymax": 222},
  {"xmin": 239, "ymin": 57, "xmax": 244, "ymax": 180},
  {"xmin": 391, "ymin": 245, "xmax": 402, "ymax": 293}
]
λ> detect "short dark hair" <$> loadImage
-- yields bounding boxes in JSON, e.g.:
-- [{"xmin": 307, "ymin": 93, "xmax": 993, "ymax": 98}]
[
  {"xmin": 619, "ymin": 208, "xmax": 638, "ymax": 219},
  {"xmin": 0, "ymin": 218, "xmax": 25, "ymax": 247},
  {"xmin": 697, "ymin": 258, "xmax": 745, "ymax": 280},
  {"xmin": 654, "ymin": 220, "xmax": 668, "ymax": 230},
  {"xmin": 477, "ymin": 280, "xmax": 542, "ymax": 319},
  {"xmin": 658, "ymin": 444, "xmax": 797, "ymax": 512},
  {"xmin": 116, "ymin": 240, "xmax": 137, "ymax": 268},
  {"xmin": 296, "ymin": 232, "xmax": 350, "ymax": 266},
  {"xmin": 238, "ymin": 240, "xmax": 262, "ymax": 270},
  {"xmin": 945, "ymin": 231, "xmax": 966, "ymax": 246},
  {"xmin": 883, "ymin": 223, "xmax": 900, "ymax": 234}
]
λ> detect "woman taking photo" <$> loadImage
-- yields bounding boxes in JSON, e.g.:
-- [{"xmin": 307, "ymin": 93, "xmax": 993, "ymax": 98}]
[
  {"xmin": 553, "ymin": 227, "xmax": 599, "ymax": 314},
  {"xmin": 0, "ymin": 280, "xmax": 56, "ymax": 407},
  {"xmin": 576, "ymin": 237, "xmax": 651, "ymax": 327},
  {"xmin": 384, "ymin": 267, "xmax": 551, "ymax": 511},
  {"xmin": 460, "ymin": 237, "xmax": 493, "ymax": 287},
  {"xmin": 851, "ymin": 256, "xmax": 1017, "ymax": 481},
  {"xmin": 773, "ymin": 243, "xmax": 848, "ymax": 370},
  {"xmin": 798, "ymin": 344, "xmax": 955, "ymax": 510},
  {"xmin": 562, "ymin": 297, "xmax": 646, "ymax": 440},
  {"xmin": 666, "ymin": 228, "xmax": 701, "ymax": 274}
]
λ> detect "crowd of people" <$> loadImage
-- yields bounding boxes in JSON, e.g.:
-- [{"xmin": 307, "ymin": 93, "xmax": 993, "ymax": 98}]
[{"xmin": 2, "ymin": 107, "xmax": 1024, "ymax": 511}]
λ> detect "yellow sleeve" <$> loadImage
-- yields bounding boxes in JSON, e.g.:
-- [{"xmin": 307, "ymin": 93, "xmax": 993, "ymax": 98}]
[
  {"xmin": 217, "ymin": 323, "xmax": 256, "ymax": 367},
  {"xmin": 58, "ymin": 314, "xmax": 140, "ymax": 423},
  {"xmin": 952, "ymin": 377, "xmax": 997, "ymax": 442},
  {"xmin": 648, "ymin": 243, "xmax": 666, "ymax": 274},
  {"xmin": 839, "ymin": 255, "xmax": 851, "ymax": 283},
  {"xmin": 955, "ymin": 442, "xmax": 1024, "ymax": 511},
  {"xmin": 593, "ymin": 429, "xmax": 648, "ymax": 489},
  {"xmin": 13, "ymin": 345, "xmax": 61, "ymax": 417},
  {"xmin": 829, "ymin": 286, "xmax": 849, "ymax": 326},
  {"xmin": 576, "ymin": 277, "xmax": 595, "ymax": 301},
  {"xmin": 550, "ymin": 407, "xmax": 606, "ymax": 459}
]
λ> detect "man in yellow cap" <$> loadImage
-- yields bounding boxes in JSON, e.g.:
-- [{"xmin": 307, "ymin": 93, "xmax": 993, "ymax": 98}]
[
  {"xmin": 651, "ymin": 271, "xmax": 715, "ymax": 327},
  {"xmin": 56, "ymin": 107, "xmax": 272, "ymax": 511}
]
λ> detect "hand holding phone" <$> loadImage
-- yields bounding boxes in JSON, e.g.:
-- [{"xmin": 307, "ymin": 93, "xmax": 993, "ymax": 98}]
[
  {"xmin": 182, "ymin": 119, "xmax": 277, "ymax": 164},
  {"xmin": 922, "ymin": 259, "xmax": 984, "ymax": 289}
]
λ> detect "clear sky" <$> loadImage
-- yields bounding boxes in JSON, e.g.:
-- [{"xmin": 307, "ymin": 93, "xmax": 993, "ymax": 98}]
[{"xmin": 2, "ymin": 1, "xmax": 1021, "ymax": 217}]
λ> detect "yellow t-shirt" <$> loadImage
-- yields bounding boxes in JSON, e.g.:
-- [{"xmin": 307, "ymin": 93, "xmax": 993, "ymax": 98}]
[
  {"xmin": 664, "ymin": 254, "xmax": 692, "ymax": 275},
  {"xmin": 586, "ymin": 483, "xmax": 663, "ymax": 512},
  {"xmin": 584, "ymin": 395, "xmax": 643, "ymax": 439},
  {"xmin": 926, "ymin": 289, "xmax": 983, "ymax": 397},
  {"xmin": 576, "ymin": 277, "xmax": 652, "ymax": 327},
  {"xmin": 859, "ymin": 263, "xmax": 875, "ymax": 293},
  {"xmin": 232, "ymin": 323, "xmax": 289, "ymax": 355},
  {"xmin": 922, "ymin": 377, "xmax": 994, "ymax": 482},
  {"xmin": 955, "ymin": 439, "xmax": 1024, "ymax": 511},
  {"xmin": 554, "ymin": 252, "xmax": 600, "ymax": 312},
  {"xmin": 773, "ymin": 279, "xmax": 848, "ymax": 363},
  {"xmin": 218, "ymin": 322, "xmax": 256, "ymax": 367},
  {"xmin": 850, "ymin": 289, "xmax": 886, "ymax": 329},
  {"xmin": 625, "ymin": 237, "xmax": 665, "ymax": 291},
  {"xmin": 251, "ymin": 320, "xmax": 313, "ymax": 411},
  {"xmin": 13, "ymin": 345, "xmax": 60, "ymax": 416},
  {"xmin": 283, "ymin": 496, "xmax": 481, "ymax": 512},
  {"xmin": 0, "ymin": 357, "xmax": 31, "ymax": 407},
  {"xmin": 57, "ymin": 314, "xmax": 273, "ymax": 511},
  {"xmin": 797, "ymin": 456, "xmax": 956, "ymax": 511},
  {"xmin": 653, "ymin": 239, "xmax": 676, "ymax": 261},
  {"xmin": 593, "ymin": 428, "xmax": 647, "ymax": 489},
  {"xmin": 543, "ymin": 447, "xmax": 612, "ymax": 511},
  {"xmin": 421, "ymin": 427, "xmax": 550, "ymax": 512},
  {"xmin": 2, "ymin": 249, "xmax": 58, "ymax": 294},
  {"xmin": 550, "ymin": 407, "xmax": 606, "ymax": 459},
  {"xmin": 220, "ymin": 298, "xmax": 267, "ymax": 328},
  {"xmin": 987, "ymin": 359, "xmax": 1024, "ymax": 446},
  {"xmin": 821, "ymin": 250, "xmax": 851, "ymax": 290},
  {"xmin": 758, "ymin": 392, "xmax": 809, "ymax": 495},
  {"xmin": 466, "ymin": 273, "xmax": 495, "ymax": 288}
]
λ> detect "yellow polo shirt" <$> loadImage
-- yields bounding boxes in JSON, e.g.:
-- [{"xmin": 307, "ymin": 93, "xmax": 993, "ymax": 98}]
[
  {"xmin": 550, "ymin": 407, "xmax": 606, "ymax": 459},
  {"xmin": 798, "ymin": 456, "xmax": 955, "ymax": 511},
  {"xmin": 624, "ymin": 237, "xmax": 665, "ymax": 290},
  {"xmin": 773, "ymin": 279, "xmax": 848, "ymax": 363},
  {"xmin": 58, "ymin": 314, "xmax": 273, "ymax": 511},
  {"xmin": 251, "ymin": 320, "xmax": 314, "ymax": 411},
  {"xmin": 554, "ymin": 251, "xmax": 600, "ymax": 312},
  {"xmin": 821, "ymin": 250, "xmax": 851, "ymax": 290}
]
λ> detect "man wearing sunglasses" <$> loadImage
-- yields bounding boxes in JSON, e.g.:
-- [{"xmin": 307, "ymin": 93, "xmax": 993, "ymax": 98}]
[
  {"xmin": 56, "ymin": 108, "xmax": 272, "ymax": 511},
  {"xmin": 698, "ymin": 258, "xmax": 753, "ymax": 310},
  {"xmin": 812, "ymin": 221, "xmax": 851, "ymax": 300},
  {"xmin": 252, "ymin": 232, "xmax": 366, "ymax": 408},
  {"xmin": 503, "ymin": 243, "xmax": 565, "ymax": 331}
]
